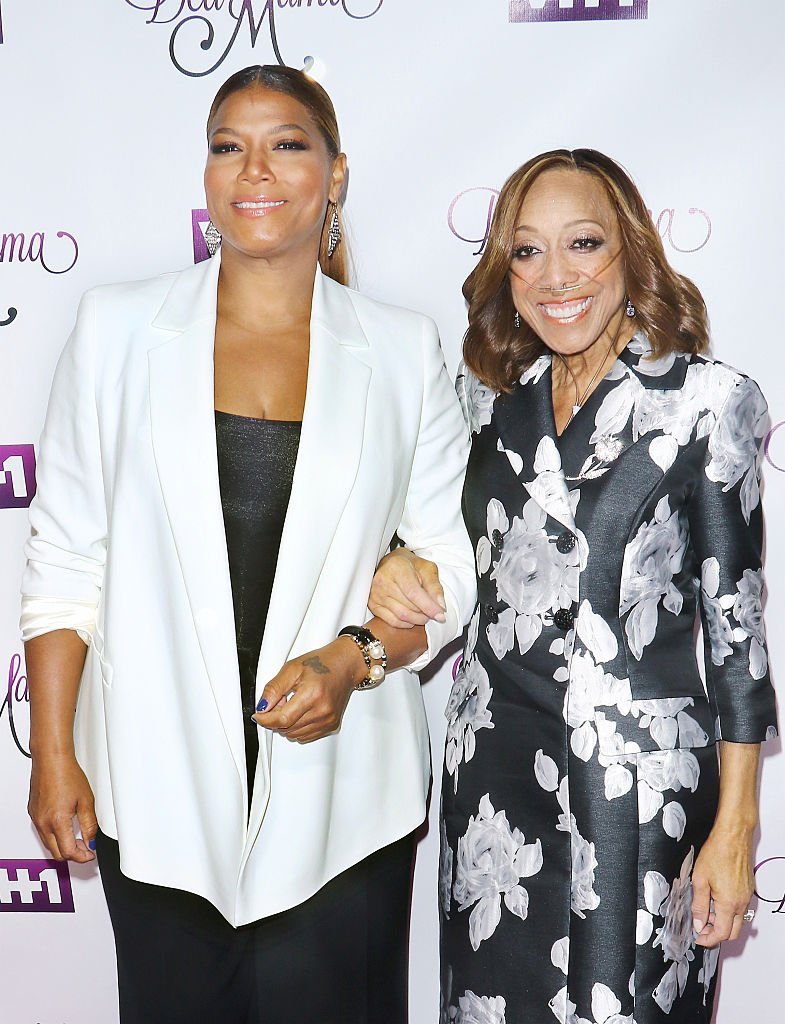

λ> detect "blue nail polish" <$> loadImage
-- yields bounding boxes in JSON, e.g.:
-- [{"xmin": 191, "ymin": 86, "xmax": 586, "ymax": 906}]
[
  {"xmin": 256, "ymin": 697, "xmax": 268, "ymax": 712},
  {"xmin": 88, "ymin": 838, "xmax": 97, "ymax": 851}
]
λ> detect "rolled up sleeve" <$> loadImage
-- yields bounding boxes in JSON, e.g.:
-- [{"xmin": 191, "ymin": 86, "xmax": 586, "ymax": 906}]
[
  {"xmin": 20, "ymin": 291, "xmax": 106, "ymax": 644},
  {"xmin": 396, "ymin": 319, "xmax": 475, "ymax": 671}
]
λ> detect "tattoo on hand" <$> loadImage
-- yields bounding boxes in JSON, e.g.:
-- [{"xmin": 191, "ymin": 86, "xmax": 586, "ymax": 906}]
[{"xmin": 302, "ymin": 655, "xmax": 331, "ymax": 675}]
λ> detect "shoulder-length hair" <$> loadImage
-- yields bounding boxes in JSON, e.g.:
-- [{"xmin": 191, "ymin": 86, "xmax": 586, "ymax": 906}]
[
  {"xmin": 463, "ymin": 148, "xmax": 709, "ymax": 392},
  {"xmin": 207, "ymin": 65, "xmax": 350, "ymax": 286}
]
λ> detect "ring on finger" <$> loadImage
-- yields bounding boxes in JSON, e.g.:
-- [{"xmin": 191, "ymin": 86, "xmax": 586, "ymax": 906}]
[{"xmin": 742, "ymin": 908, "xmax": 755, "ymax": 923}]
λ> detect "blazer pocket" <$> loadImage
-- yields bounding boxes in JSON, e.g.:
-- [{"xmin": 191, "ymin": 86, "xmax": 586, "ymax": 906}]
[{"xmin": 595, "ymin": 694, "xmax": 715, "ymax": 756}]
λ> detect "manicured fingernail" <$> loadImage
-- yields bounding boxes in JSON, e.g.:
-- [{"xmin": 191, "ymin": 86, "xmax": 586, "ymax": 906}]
[
  {"xmin": 88, "ymin": 838, "xmax": 97, "ymax": 851},
  {"xmin": 256, "ymin": 697, "xmax": 268, "ymax": 712},
  {"xmin": 693, "ymin": 918, "xmax": 703, "ymax": 933}
]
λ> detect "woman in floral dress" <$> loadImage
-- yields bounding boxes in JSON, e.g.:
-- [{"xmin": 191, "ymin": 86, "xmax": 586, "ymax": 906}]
[{"xmin": 370, "ymin": 149, "xmax": 777, "ymax": 1023}]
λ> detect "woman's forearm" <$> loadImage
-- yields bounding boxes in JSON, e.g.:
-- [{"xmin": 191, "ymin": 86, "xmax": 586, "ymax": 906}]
[
  {"xmin": 25, "ymin": 630, "xmax": 88, "ymax": 761},
  {"xmin": 712, "ymin": 740, "xmax": 761, "ymax": 836},
  {"xmin": 365, "ymin": 617, "xmax": 428, "ymax": 672}
]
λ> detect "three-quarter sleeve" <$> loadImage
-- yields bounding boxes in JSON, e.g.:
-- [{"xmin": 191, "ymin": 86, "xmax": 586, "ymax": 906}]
[
  {"xmin": 689, "ymin": 374, "xmax": 778, "ymax": 743},
  {"xmin": 397, "ymin": 322, "xmax": 476, "ymax": 671},
  {"xmin": 20, "ymin": 291, "xmax": 106, "ymax": 644}
]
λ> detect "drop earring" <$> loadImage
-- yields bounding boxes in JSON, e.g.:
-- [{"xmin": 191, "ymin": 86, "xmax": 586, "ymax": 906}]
[
  {"xmin": 625, "ymin": 297, "xmax": 636, "ymax": 318},
  {"xmin": 327, "ymin": 203, "xmax": 341, "ymax": 258},
  {"xmin": 514, "ymin": 310, "xmax": 521, "ymax": 329},
  {"xmin": 204, "ymin": 220, "xmax": 221, "ymax": 257}
]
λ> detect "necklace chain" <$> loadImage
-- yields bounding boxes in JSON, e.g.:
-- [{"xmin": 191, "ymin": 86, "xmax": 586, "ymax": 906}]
[{"xmin": 557, "ymin": 316, "xmax": 626, "ymax": 429}]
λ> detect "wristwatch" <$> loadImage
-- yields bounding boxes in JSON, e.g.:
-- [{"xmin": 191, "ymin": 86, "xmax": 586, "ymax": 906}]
[{"xmin": 338, "ymin": 625, "xmax": 388, "ymax": 690}]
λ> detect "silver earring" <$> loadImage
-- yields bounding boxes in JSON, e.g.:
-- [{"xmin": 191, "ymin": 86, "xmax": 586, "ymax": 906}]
[
  {"xmin": 625, "ymin": 297, "xmax": 636, "ymax": 318},
  {"xmin": 513, "ymin": 310, "xmax": 521, "ymax": 329},
  {"xmin": 327, "ymin": 203, "xmax": 341, "ymax": 258},
  {"xmin": 205, "ymin": 220, "xmax": 221, "ymax": 257}
]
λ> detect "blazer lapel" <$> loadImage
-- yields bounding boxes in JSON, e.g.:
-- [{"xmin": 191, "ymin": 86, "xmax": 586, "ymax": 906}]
[
  {"xmin": 494, "ymin": 356, "xmax": 576, "ymax": 532},
  {"xmin": 557, "ymin": 333, "xmax": 692, "ymax": 488},
  {"xmin": 253, "ymin": 271, "xmax": 371, "ymax": 692},
  {"xmin": 147, "ymin": 253, "xmax": 247, "ymax": 785},
  {"xmin": 148, "ymin": 257, "xmax": 371, "ymax": 823},
  {"xmin": 244, "ymin": 272, "xmax": 371, "ymax": 849}
]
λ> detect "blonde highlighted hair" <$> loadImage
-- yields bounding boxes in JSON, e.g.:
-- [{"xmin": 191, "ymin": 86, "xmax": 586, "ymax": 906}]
[{"xmin": 463, "ymin": 149, "xmax": 709, "ymax": 392}]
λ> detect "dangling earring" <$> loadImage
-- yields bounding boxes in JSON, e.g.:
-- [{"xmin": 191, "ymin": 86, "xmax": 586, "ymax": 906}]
[
  {"xmin": 205, "ymin": 220, "xmax": 221, "ymax": 257},
  {"xmin": 513, "ymin": 310, "xmax": 521, "ymax": 329},
  {"xmin": 327, "ymin": 202, "xmax": 341, "ymax": 259},
  {"xmin": 625, "ymin": 297, "xmax": 636, "ymax": 318}
]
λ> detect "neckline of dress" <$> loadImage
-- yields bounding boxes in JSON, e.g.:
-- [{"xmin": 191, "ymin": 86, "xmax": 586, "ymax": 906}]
[{"xmin": 214, "ymin": 410, "xmax": 303, "ymax": 427}]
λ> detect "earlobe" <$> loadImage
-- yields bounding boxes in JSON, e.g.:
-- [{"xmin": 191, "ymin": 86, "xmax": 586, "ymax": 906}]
[{"xmin": 330, "ymin": 153, "xmax": 348, "ymax": 202}]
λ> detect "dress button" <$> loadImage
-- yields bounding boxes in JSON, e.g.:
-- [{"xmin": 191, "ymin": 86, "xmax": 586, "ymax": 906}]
[
  {"xmin": 556, "ymin": 530, "xmax": 577, "ymax": 554},
  {"xmin": 553, "ymin": 607, "xmax": 575, "ymax": 631},
  {"xmin": 485, "ymin": 603, "xmax": 499, "ymax": 624},
  {"xmin": 491, "ymin": 529, "xmax": 504, "ymax": 550}
]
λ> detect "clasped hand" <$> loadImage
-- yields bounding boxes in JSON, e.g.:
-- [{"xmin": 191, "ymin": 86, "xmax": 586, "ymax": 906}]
[
  {"xmin": 368, "ymin": 547, "xmax": 445, "ymax": 628},
  {"xmin": 252, "ymin": 637, "xmax": 365, "ymax": 743}
]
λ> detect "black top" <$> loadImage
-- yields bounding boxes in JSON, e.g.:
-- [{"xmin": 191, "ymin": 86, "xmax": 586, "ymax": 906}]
[{"xmin": 215, "ymin": 411, "xmax": 301, "ymax": 801}]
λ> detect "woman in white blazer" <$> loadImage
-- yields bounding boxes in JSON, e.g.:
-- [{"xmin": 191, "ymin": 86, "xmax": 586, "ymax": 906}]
[{"xmin": 21, "ymin": 66, "xmax": 474, "ymax": 1024}]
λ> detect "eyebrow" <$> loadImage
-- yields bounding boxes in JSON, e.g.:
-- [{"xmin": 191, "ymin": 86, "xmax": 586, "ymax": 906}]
[
  {"xmin": 514, "ymin": 218, "xmax": 606, "ymax": 234},
  {"xmin": 209, "ymin": 122, "xmax": 312, "ymax": 139}
]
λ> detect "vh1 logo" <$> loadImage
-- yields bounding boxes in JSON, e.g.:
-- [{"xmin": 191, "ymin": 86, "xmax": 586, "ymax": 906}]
[
  {"xmin": 192, "ymin": 209, "xmax": 221, "ymax": 264},
  {"xmin": 0, "ymin": 444, "xmax": 36, "ymax": 509},
  {"xmin": 0, "ymin": 859, "xmax": 75, "ymax": 912},
  {"xmin": 510, "ymin": 0, "xmax": 648, "ymax": 22}
]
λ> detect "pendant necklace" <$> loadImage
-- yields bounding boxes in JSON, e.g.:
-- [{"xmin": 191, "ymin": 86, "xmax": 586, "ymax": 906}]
[{"xmin": 557, "ymin": 316, "xmax": 626, "ymax": 429}]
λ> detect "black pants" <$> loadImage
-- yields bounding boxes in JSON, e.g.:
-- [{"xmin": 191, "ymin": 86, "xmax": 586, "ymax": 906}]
[{"xmin": 96, "ymin": 831, "xmax": 414, "ymax": 1024}]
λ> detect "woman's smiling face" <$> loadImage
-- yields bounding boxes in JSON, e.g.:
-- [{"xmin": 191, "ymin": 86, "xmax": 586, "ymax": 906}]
[
  {"xmin": 508, "ymin": 167, "xmax": 627, "ymax": 356},
  {"xmin": 204, "ymin": 86, "xmax": 345, "ymax": 265}
]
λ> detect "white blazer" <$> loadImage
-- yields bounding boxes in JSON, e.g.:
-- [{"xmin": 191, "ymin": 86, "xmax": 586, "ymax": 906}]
[{"xmin": 21, "ymin": 252, "xmax": 475, "ymax": 925}]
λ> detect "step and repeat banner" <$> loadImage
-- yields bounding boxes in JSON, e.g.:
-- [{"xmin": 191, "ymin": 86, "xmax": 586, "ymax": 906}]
[{"xmin": 1, "ymin": 2, "xmax": 783, "ymax": 1021}]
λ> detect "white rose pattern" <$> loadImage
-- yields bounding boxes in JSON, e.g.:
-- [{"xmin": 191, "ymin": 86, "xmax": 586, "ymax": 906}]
[
  {"xmin": 445, "ymin": 606, "xmax": 495, "ymax": 791},
  {"xmin": 649, "ymin": 849, "xmax": 698, "ymax": 1014},
  {"xmin": 474, "ymin": 496, "xmax": 585, "ymax": 659},
  {"xmin": 453, "ymin": 794, "xmax": 543, "ymax": 950},
  {"xmin": 442, "ymin": 338, "xmax": 775, "ymax": 1023},
  {"xmin": 549, "ymin": 982, "xmax": 634, "ymax": 1024},
  {"xmin": 705, "ymin": 377, "xmax": 768, "ymax": 524},
  {"xmin": 446, "ymin": 990, "xmax": 507, "ymax": 1024},
  {"xmin": 534, "ymin": 761, "xmax": 601, "ymax": 920},
  {"xmin": 699, "ymin": 557, "xmax": 768, "ymax": 679},
  {"xmin": 440, "ymin": 814, "xmax": 454, "ymax": 920},
  {"xmin": 620, "ymin": 496, "xmax": 688, "ymax": 661},
  {"xmin": 457, "ymin": 363, "xmax": 497, "ymax": 436}
]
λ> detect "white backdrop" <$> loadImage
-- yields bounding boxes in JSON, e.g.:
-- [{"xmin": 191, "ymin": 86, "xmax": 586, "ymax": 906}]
[{"xmin": 1, "ymin": 1, "xmax": 783, "ymax": 1021}]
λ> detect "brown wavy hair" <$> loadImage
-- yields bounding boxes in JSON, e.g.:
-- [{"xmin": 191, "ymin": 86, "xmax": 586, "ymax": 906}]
[
  {"xmin": 207, "ymin": 65, "xmax": 350, "ymax": 286},
  {"xmin": 463, "ymin": 149, "xmax": 709, "ymax": 392}
]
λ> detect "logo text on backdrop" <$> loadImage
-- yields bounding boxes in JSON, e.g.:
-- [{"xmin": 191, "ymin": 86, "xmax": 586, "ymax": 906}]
[
  {"xmin": 0, "ymin": 231, "xmax": 79, "ymax": 275},
  {"xmin": 0, "ymin": 445, "xmax": 36, "ymax": 510},
  {"xmin": 0, "ymin": 860, "xmax": 75, "ymax": 913},
  {"xmin": 2, "ymin": 653, "xmax": 30, "ymax": 758},
  {"xmin": 754, "ymin": 857, "xmax": 785, "ymax": 914},
  {"xmin": 125, "ymin": 0, "xmax": 385, "ymax": 78},
  {"xmin": 510, "ymin": 0, "xmax": 647, "ymax": 22},
  {"xmin": 448, "ymin": 189, "xmax": 711, "ymax": 258}
]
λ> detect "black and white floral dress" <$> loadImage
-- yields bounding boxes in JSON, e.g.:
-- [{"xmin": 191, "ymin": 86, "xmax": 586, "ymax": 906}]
[{"xmin": 439, "ymin": 335, "xmax": 778, "ymax": 1024}]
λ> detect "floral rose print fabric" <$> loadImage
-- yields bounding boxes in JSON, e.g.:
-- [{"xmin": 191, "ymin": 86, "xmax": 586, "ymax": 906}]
[{"xmin": 441, "ymin": 336, "xmax": 776, "ymax": 1023}]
